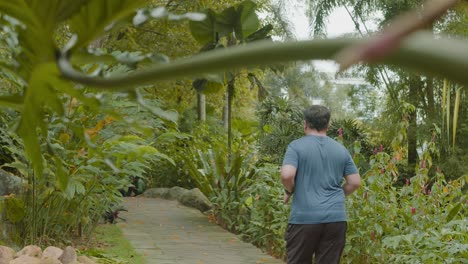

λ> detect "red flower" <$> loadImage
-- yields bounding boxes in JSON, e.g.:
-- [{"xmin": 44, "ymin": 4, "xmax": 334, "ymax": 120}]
[
  {"xmin": 373, "ymin": 148, "xmax": 378, "ymax": 155},
  {"xmin": 411, "ymin": 207, "xmax": 416, "ymax": 214},
  {"xmin": 379, "ymin": 144, "xmax": 384, "ymax": 152},
  {"xmin": 380, "ymin": 169, "xmax": 385, "ymax": 174},
  {"xmin": 338, "ymin": 128, "xmax": 343, "ymax": 138},
  {"xmin": 426, "ymin": 189, "xmax": 431, "ymax": 195},
  {"xmin": 405, "ymin": 178, "xmax": 410, "ymax": 186}
]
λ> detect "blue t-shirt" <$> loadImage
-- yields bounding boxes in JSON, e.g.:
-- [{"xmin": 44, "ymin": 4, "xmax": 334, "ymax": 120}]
[{"xmin": 282, "ymin": 135, "xmax": 358, "ymax": 224}]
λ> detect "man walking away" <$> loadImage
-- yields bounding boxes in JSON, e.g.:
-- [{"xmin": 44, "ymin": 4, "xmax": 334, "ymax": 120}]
[{"xmin": 281, "ymin": 105, "xmax": 361, "ymax": 264}]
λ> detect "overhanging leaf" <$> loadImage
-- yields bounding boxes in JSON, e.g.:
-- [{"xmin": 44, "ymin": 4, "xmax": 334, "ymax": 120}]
[
  {"xmin": 189, "ymin": 9, "xmax": 218, "ymax": 44},
  {"xmin": 17, "ymin": 63, "xmax": 64, "ymax": 180},
  {"xmin": 0, "ymin": 95, "xmax": 24, "ymax": 111},
  {"xmin": 244, "ymin": 24, "xmax": 273, "ymax": 43},
  {"xmin": 56, "ymin": 0, "xmax": 92, "ymax": 22},
  {"xmin": 235, "ymin": 0, "xmax": 260, "ymax": 39},
  {"xmin": 216, "ymin": 7, "xmax": 237, "ymax": 38},
  {"xmin": 68, "ymin": 0, "xmax": 147, "ymax": 50}
]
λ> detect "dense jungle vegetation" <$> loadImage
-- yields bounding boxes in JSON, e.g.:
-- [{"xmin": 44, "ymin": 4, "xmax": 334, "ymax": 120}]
[{"xmin": 0, "ymin": 0, "xmax": 466, "ymax": 263}]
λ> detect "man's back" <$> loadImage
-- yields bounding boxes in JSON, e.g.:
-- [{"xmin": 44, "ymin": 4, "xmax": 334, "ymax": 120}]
[{"xmin": 283, "ymin": 135, "xmax": 357, "ymax": 224}]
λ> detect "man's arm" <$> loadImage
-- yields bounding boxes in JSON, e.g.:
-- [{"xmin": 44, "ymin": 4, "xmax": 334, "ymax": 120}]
[
  {"xmin": 343, "ymin": 173, "xmax": 361, "ymax": 196},
  {"xmin": 281, "ymin": 165, "xmax": 297, "ymax": 203},
  {"xmin": 281, "ymin": 165, "xmax": 297, "ymax": 193}
]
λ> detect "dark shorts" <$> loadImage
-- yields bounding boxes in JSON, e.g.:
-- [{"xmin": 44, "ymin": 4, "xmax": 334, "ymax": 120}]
[{"xmin": 284, "ymin": 222, "xmax": 347, "ymax": 264}]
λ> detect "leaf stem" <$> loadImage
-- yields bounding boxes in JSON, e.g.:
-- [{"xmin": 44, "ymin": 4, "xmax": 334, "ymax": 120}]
[{"xmin": 57, "ymin": 32, "xmax": 468, "ymax": 89}]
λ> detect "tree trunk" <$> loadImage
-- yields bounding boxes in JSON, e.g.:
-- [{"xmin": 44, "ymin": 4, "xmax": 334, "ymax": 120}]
[
  {"xmin": 227, "ymin": 78, "xmax": 235, "ymax": 160},
  {"xmin": 223, "ymin": 93, "xmax": 228, "ymax": 130},
  {"xmin": 407, "ymin": 80, "xmax": 418, "ymax": 172},
  {"xmin": 426, "ymin": 77, "xmax": 435, "ymax": 121},
  {"xmin": 197, "ymin": 91, "xmax": 206, "ymax": 122}
]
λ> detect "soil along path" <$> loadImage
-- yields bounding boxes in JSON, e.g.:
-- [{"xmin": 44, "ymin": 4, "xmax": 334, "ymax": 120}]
[{"xmin": 118, "ymin": 197, "xmax": 284, "ymax": 264}]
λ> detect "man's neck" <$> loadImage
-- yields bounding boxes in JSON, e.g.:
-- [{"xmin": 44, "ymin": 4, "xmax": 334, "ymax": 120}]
[{"xmin": 305, "ymin": 128, "xmax": 327, "ymax": 136}]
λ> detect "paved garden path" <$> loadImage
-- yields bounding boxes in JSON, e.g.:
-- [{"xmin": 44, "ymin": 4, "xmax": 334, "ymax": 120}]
[{"xmin": 118, "ymin": 197, "xmax": 285, "ymax": 264}]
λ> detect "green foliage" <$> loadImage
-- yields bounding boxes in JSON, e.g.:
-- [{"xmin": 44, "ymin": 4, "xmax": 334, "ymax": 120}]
[
  {"xmin": 256, "ymin": 96, "xmax": 303, "ymax": 164},
  {"xmin": 69, "ymin": 0, "xmax": 147, "ymax": 50},
  {"xmin": 5, "ymin": 196, "xmax": 26, "ymax": 223},
  {"xmin": 189, "ymin": 0, "xmax": 260, "ymax": 44},
  {"xmin": 0, "ymin": 1, "xmax": 465, "ymax": 261},
  {"xmin": 207, "ymin": 128, "xmax": 467, "ymax": 262},
  {"xmin": 0, "ymin": 0, "xmax": 194, "ymax": 245},
  {"xmin": 0, "ymin": 111, "xmax": 22, "ymax": 168},
  {"xmin": 148, "ymin": 130, "xmax": 195, "ymax": 189},
  {"xmin": 178, "ymin": 124, "xmax": 257, "ymax": 231},
  {"xmin": 242, "ymin": 163, "xmax": 289, "ymax": 257},
  {"xmin": 329, "ymin": 118, "xmax": 374, "ymax": 171},
  {"xmin": 343, "ymin": 142, "xmax": 467, "ymax": 263}
]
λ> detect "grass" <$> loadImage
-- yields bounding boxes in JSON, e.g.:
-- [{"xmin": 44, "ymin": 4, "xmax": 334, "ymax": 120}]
[{"xmin": 80, "ymin": 224, "xmax": 145, "ymax": 264}]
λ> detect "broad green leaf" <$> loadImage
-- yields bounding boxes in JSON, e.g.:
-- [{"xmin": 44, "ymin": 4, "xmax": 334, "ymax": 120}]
[
  {"xmin": 56, "ymin": 0, "xmax": 92, "ymax": 22},
  {"xmin": 216, "ymin": 7, "xmax": 237, "ymax": 38},
  {"xmin": 244, "ymin": 24, "xmax": 273, "ymax": 43},
  {"xmin": 5, "ymin": 196, "xmax": 26, "ymax": 223},
  {"xmin": 0, "ymin": 1, "xmax": 38, "ymax": 28},
  {"xmin": 63, "ymin": 179, "xmax": 85, "ymax": 199},
  {"xmin": 0, "ymin": 95, "xmax": 24, "ymax": 111},
  {"xmin": 131, "ymin": 90, "xmax": 178, "ymax": 123},
  {"xmin": 17, "ymin": 64, "xmax": 67, "ymax": 181},
  {"xmin": 153, "ymin": 152, "xmax": 175, "ymax": 166},
  {"xmin": 446, "ymin": 202, "xmax": 462, "ymax": 222},
  {"xmin": 24, "ymin": 0, "xmax": 89, "ymax": 27},
  {"xmin": 54, "ymin": 156, "xmax": 69, "ymax": 192},
  {"xmin": 235, "ymin": 0, "xmax": 260, "ymax": 39},
  {"xmin": 189, "ymin": 9, "xmax": 218, "ymax": 44},
  {"xmin": 68, "ymin": 0, "xmax": 147, "ymax": 50}
]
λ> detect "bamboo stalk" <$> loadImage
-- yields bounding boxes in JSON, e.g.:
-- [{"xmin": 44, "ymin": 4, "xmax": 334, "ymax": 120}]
[
  {"xmin": 442, "ymin": 79, "xmax": 448, "ymax": 144},
  {"xmin": 452, "ymin": 87, "xmax": 461, "ymax": 149},
  {"xmin": 447, "ymin": 88, "xmax": 451, "ymax": 146}
]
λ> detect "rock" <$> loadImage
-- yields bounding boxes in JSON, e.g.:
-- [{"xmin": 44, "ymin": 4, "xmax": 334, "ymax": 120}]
[
  {"xmin": 168, "ymin": 187, "xmax": 189, "ymax": 200},
  {"xmin": 77, "ymin": 256, "xmax": 97, "ymax": 264},
  {"xmin": 42, "ymin": 247, "xmax": 63, "ymax": 259},
  {"xmin": 15, "ymin": 245, "xmax": 42, "ymax": 258},
  {"xmin": 180, "ymin": 188, "xmax": 212, "ymax": 212},
  {"xmin": 39, "ymin": 257, "xmax": 62, "ymax": 264},
  {"xmin": 10, "ymin": 255, "xmax": 41, "ymax": 264},
  {"xmin": 141, "ymin": 188, "xmax": 169, "ymax": 199},
  {"xmin": 0, "ymin": 245, "xmax": 15, "ymax": 264},
  {"xmin": 0, "ymin": 169, "xmax": 23, "ymax": 196},
  {"xmin": 58, "ymin": 246, "xmax": 77, "ymax": 264}
]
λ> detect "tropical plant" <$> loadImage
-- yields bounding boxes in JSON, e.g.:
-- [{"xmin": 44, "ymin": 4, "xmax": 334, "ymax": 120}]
[
  {"xmin": 180, "ymin": 125, "xmax": 257, "ymax": 231},
  {"xmin": 256, "ymin": 96, "xmax": 303, "ymax": 164},
  {"xmin": 242, "ymin": 163, "xmax": 289, "ymax": 258},
  {"xmin": 0, "ymin": 0, "xmax": 466, "ymax": 257},
  {"xmin": 189, "ymin": 0, "xmax": 274, "ymax": 156},
  {"xmin": 0, "ymin": 0, "xmax": 200, "ymax": 245},
  {"xmin": 343, "ymin": 132, "xmax": 467, "ymax": 263}
]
